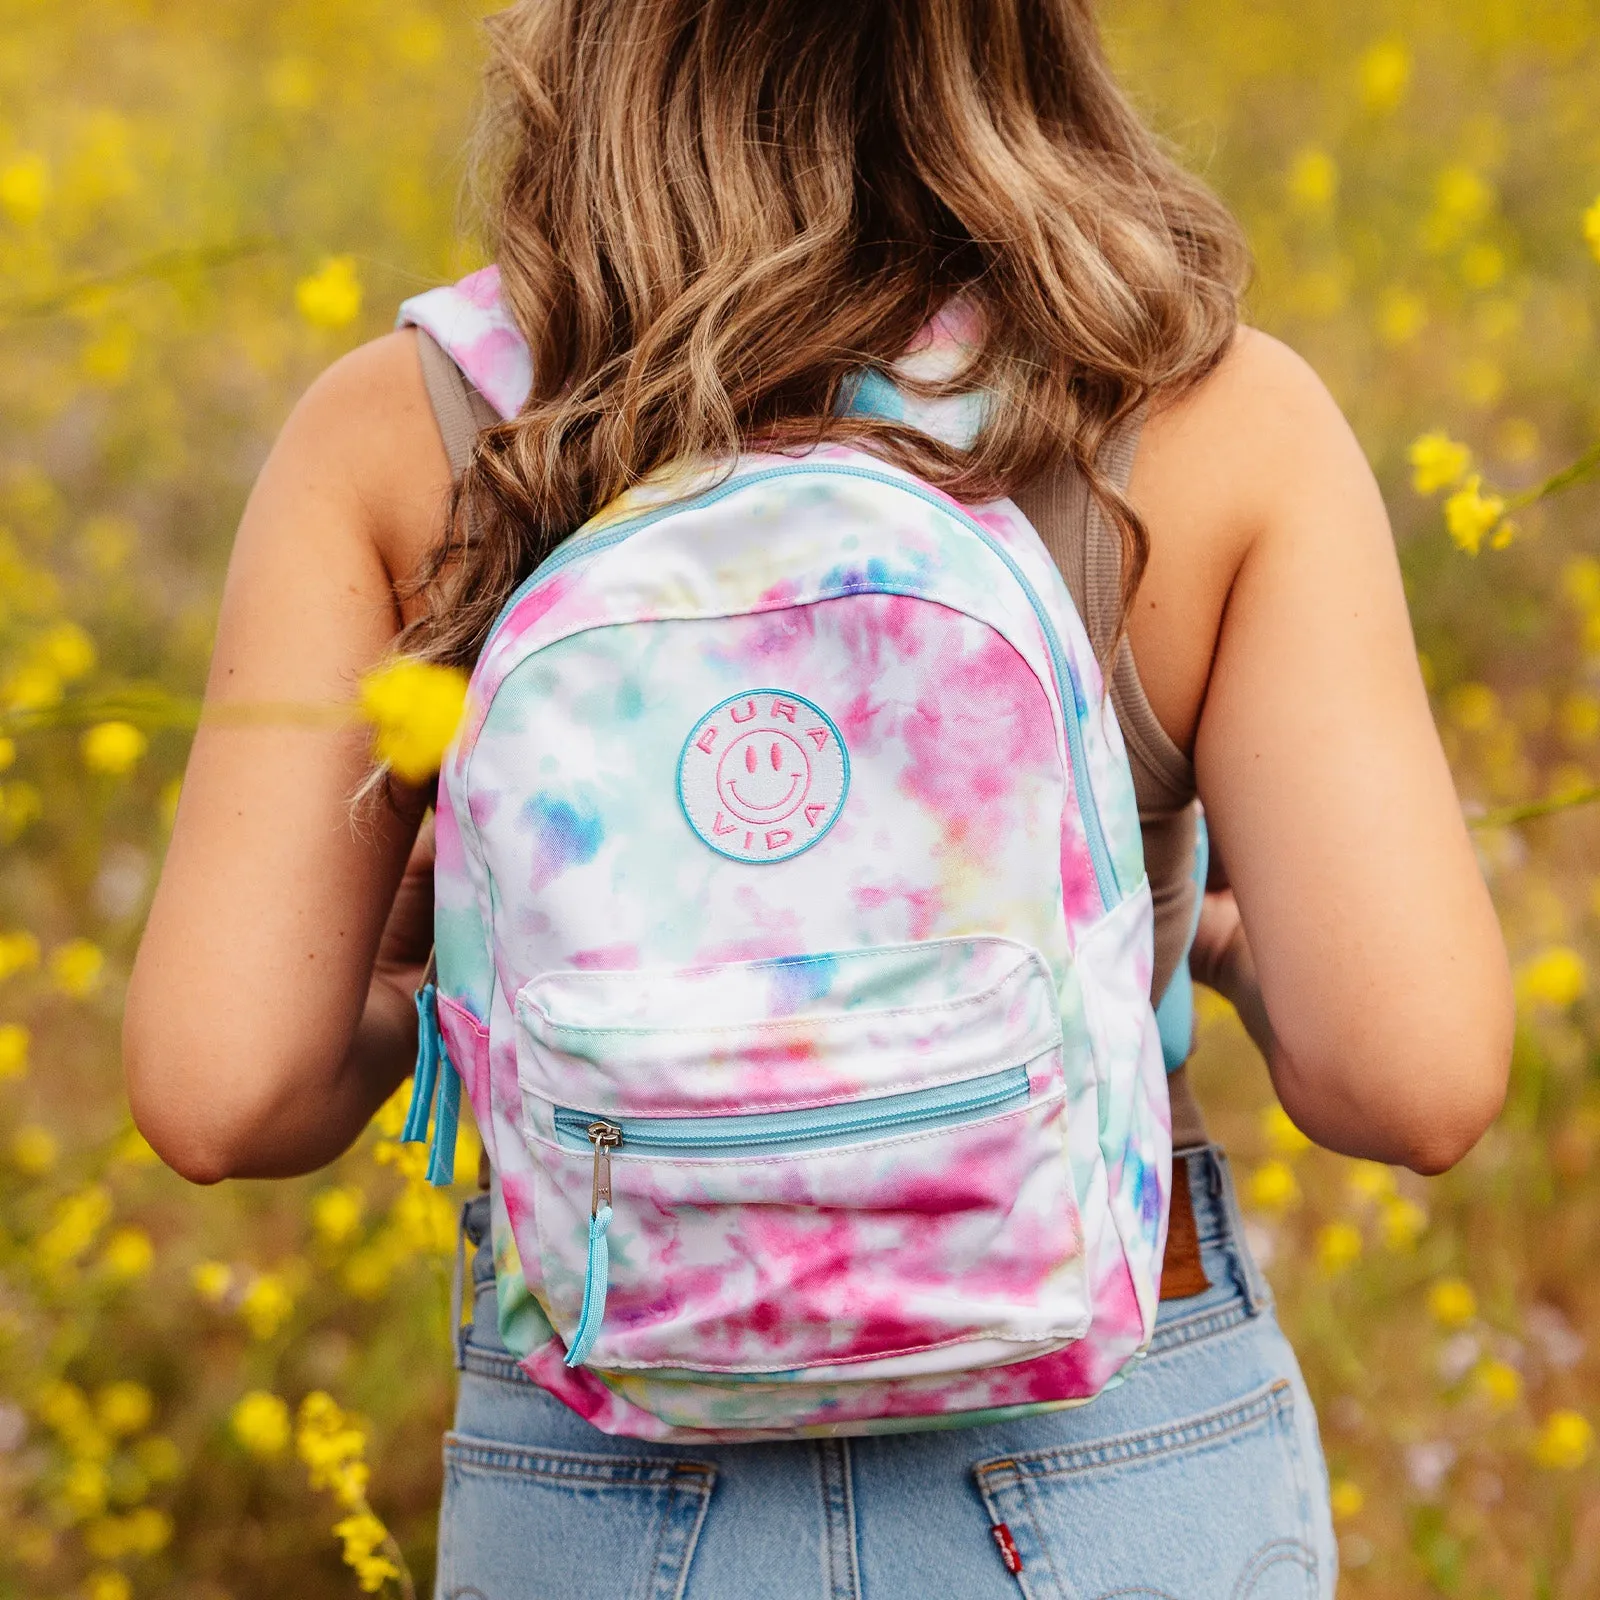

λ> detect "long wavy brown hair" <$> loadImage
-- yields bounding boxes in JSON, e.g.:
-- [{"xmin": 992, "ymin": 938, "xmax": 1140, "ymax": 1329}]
[{"xmin": 403, "ymin": 0, "xmax": 1250, "ymax": 670}]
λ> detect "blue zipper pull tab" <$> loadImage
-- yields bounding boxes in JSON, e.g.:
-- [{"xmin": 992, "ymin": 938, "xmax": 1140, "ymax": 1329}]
[
  {"xmin": 565, "ymin": 1121, "xmax": 621, "ymax": 1368},
  {"xmin": 400, "ymin": 952, "xmax": 440, "ymax": 1144}
]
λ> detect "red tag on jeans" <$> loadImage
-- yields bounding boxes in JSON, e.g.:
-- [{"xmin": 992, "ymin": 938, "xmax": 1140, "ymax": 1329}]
[{"xmin": 991, "ymin": 1522, "xmax": 1024, "ymax": 1575}]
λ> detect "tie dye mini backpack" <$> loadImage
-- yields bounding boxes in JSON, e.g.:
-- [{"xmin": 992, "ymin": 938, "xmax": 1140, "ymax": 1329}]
[{"xmin": 397, "ymin": 270, "xmax": 1172, "ymax": 1442}]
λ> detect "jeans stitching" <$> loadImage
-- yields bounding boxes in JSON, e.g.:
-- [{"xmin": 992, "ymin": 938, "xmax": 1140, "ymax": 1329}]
[
  {"xmin": 1148, "ymin": 1300, "xmax": 1252, "ymax": 1355},
  {"xmin": 443, "ymin": 1431, "xmax": 718, "ymax": 1488},
  {"xmin": 1229, "ymin": 1539, "xmax": 1317, "ymax": 1600},
  {"xmin": 974, "ymin": 1380, "xmax": 1294, "ymax": 1480},
  {"xmin": 816, "ymin": 1439, "xmax": 862, "ymax": 1600}
]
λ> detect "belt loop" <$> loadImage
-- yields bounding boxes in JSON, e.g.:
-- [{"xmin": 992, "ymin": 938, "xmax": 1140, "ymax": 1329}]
[
  {"xmin": 452, "ymin": 1197, "xmax": 472, "ymax": 1370},
  {"xmin": 1210, "ymin": 1147, "xmax": 1270, "ymax": 1315}
]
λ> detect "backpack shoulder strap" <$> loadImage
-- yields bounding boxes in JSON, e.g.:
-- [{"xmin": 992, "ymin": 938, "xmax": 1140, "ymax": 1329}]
[{"xmin": 415, "ymin": 328, "xmax": 501, "ymax": 482}]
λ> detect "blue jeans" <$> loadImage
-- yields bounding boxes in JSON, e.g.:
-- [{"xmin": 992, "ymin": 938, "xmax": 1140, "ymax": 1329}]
[{"xmin": 435, "ymin": 1146, "xmax": 1336, "ymax": 1599}]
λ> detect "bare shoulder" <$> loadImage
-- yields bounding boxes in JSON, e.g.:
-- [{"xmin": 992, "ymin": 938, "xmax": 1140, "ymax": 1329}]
[
  {"xmin": 268, "ymin": 328, "xmax": 452, "ymax": 589},
  {"xmin": 1134, "ymin": 326, "xmax": 1377, "ymax": 546}
]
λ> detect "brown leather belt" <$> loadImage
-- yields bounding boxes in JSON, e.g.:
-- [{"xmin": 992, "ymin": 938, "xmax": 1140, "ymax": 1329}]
[{"xmin": 1159, "ymin": 1156, "xmax": 1210, "ymax": 1300}]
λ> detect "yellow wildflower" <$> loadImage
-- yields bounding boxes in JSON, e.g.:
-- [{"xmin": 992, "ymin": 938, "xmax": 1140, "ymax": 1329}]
[
  {"xmin": 1408, "ymin": 431, "xmax": 1472, "ymax": 495},
  {"xmin": 41, "ymin": 621, "xmax": 96, "ymax": 681},
  {"xmin": 265, "ymin": 55, "xmax": 320, "ymax": 112},
  {"xmin": 1443, "ymin": 475, "xmax": 1508, "ymax": 556},
  {"xmin": 1246, "ymin": 1159, "xmax": 1300, "ymax": 1214},
  {"xmin": 392, "ymin": 14, "xmax": 446, "ymax": 66},
  {"xmin": 334, "ymin": 1509, "xmax": 403, "ymax": 1593},
  {"xmin": 12, "ymin": 1122, "xmax": 59, "ymax": 1175},
  {"xmin": 57, "ymin": 1457, "xmax": 109, "ymax": 1521},
  {"xmin": 36, "ymin": 1380, "xmax": 107, "ymax": 1456},
  {"xmin": 1461, "ymin": 242, "xmax": 1506, "ymax": 290},
  {"xmin": 133, "ymin": 1435, "xmax": 182, "ymax": 1483},
  {"xmin": 1427, "ymin": 1277, "xmax": 1478, "ymax": 1328},
  {"xmin": 84, "ymin": 1570, "xmax": 131, "ymax": 1600},
  {"xmin": 1358, "ymin": 39, "xmax": 1410, "ymax": 113},
  {"xmin": 1585, "ymin": 195, "xmax": 1600, "ymax": 266},
  {"xmin": 295, "ymin": 255, "xmax": 364, "ymax": 330},
  {"xmin": 0, "ymin": 930, "xmax": 41, "ymax": 979},
  {"xmin": 0, "ymin": 1021, "xmax": 29, "ymax": 1079},
  {"xmin": 0, "ymin": 930, "xmax": 41, "ymax": 983},
  {"xmin": 1316, "ymin": 1221, "xmax": 1363, "ymax": 1276},
  {"xmin": 231, "ymin": 1390, "xmax": 292, "ymax": 1458},
  {"xmin": 1286, "ymin": 147, "xmax": 1338, "ymax": 211},
  {"xmin": 0, "ymin": 736, "xmax": 14, "ymax": 771},
  {"xmin": 296, "ymin": 1391, "xmax": 371, "ymax": 1509},
  {"xmin": 1379, "ymin": 1195, "xmax": 1429, "ymax": 1251},
  {"xmin": 85, "ymin": 1507, "xmax": 173, "ymax": 1560},
  {"xmin": 1474, "ymin": 1358, "xmax": 1523, "ymax": 1411},
  {"xmin": 239, "ymin": 1273, "xmax": 295, "ymax": 1340},
  {"xmin": 1377, "ymin": 286, "xmax": 1427, "ymax": 346},
  {"xmin": 99, "ymin": 1226, "xmax": 155, "ymax": 1281},
  {"xmin": 342, "ymin": 1243, "xmax": 397, "ymax": 1301},
  {"xmin": 159, "ymin": 775, "xmax": 182, "ymax": 829},
  {"xmin": 0, "ymin": 152, "xmax": 50, "ymax": 222},
  {"xmin": 81, "ymin": 720, "xmax": 148, "ymax": 776},
  {"xmin": 96, "ymin": 1381, "xmax": 154, "ymax": 1438},
  {"xmin": 1434, "ymin": 165, "xmax": 1494, "ymax": 229},
  {"xmin": 392, "ymin": 1182, "xmax": 456, "ymax": 1255},
  {"xmin": 1346, "ymin": 1161, "xmax": 1396, "ymax": 1203},
  {"xmin": 50, "ymin": 938, "xmax": 105, "ymax": 998},
  {"xmin": 373, "ymin": 1078, "xmax": 412, "ymax": 1138},
  {"xmin": 1329, "ymin": 1477, "xmax": 1365, "ymax": 1521},
  {"xmin": 113, "ymin": 1126, "xmax": 159, "ymax": 1166},
  {"xmin": 1260, "ymin": 1103, "xmax": 1311, "ymax": 1156},
  {"xmin": 190, "ymin": 1260, "xmax": 233, "ymax": 1305},
  {"xmin": 374, "ymin": 1136, "xmax": 431, "ymax": 1183},
  {"xmin": 1446, "ymin": 682, "xmax": 1498, "ymax": 732},
  {"xmin": 358, "ymin": 658, "xmax": 469, "ymax": 783},
  {"xmin": 1533, "ymin": 1409, "xmax": 1594, "ymax": 1470},
  {"xmin": 36, "ymin": 1184, "xmax": 113, "ymax": 1270},
  {"xmin": 311, "ymin": 1185, "xmax": 367, "ymax": 1247},
  {"xmin": 1516, "ymin": 946, "xmax": 1587, "ymax": 1010},
  {"xmin": 1560, "ymin": 692, "xmax": 1600, "ymax": 747}
]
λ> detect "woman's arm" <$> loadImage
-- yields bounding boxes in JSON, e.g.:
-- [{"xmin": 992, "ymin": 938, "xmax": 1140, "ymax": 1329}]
[
  {"xmin": 123, "ymin": 330, "xmax": 452, "ymax": 1183},
  {"xmin": 1162, "ymin": 331, "xmax": 1512, "ymax": 1174}
]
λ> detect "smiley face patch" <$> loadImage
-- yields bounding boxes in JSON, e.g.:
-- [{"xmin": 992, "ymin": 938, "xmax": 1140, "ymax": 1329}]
[{"xmin": 678, "ymin": 690, "xmax": 849, "ymax": 863}]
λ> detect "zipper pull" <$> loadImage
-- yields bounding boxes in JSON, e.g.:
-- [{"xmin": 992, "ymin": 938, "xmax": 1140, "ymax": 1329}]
[
  {"xmin": 587, "ymin": 1121, "xmax": 622, "ymax": 1216},
  {"xmin": 566, "ymin": 1121, "xmax": 622, "ymax": 1370}
]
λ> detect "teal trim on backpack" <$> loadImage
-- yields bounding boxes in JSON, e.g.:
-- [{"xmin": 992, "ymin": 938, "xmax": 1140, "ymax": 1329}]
[
  {"xmin": 1154, "ymin": 811, "xmax": 1210, "ymax": 1074},
  {"xmin": 401, "ymin": 978, "xmax": 462, "ymax": 1185}
]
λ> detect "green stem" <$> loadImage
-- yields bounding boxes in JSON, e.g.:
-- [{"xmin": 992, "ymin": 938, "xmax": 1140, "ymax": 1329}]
[
  {"xmin": 1469, "ymin": 787, "xmax": 1600, "ymax": 829},
  {"xmin": 0, "ymin": 237, "xmax": 278, "ymax": 322},
  {"xmin": 1505, "ymin": 437, "xmax": 1600, "ymax": 511}
]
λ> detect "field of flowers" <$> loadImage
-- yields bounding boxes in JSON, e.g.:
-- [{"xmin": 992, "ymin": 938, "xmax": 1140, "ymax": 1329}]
[{"xmin": 2, "ymin": 1, "xmax": 1600, "ymax": 1595}]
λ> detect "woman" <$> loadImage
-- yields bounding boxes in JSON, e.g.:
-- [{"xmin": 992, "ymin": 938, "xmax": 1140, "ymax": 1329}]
[{"xmin": 124, "ymin": 2, "xmax": 1512, "ymax": 1595}]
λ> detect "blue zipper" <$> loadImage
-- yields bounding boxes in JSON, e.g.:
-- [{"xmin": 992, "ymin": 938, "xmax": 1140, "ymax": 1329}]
[
  {"xmin": 558, "ymin": 1064, "xmax": 1030, "ymax": 1368},
  {"xmin": 556, "ymin": 1063, "xmax": 1030, "ymax": 1161},
  {"xmin": 480, "ymin": 463, "xmax": 1122, "ymax": 910}
]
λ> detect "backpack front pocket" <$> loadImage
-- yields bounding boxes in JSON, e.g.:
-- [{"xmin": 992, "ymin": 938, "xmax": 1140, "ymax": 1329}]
[{"xmin": 514, "ymin": 938, "xmax": 1091, "ymax": 1380}]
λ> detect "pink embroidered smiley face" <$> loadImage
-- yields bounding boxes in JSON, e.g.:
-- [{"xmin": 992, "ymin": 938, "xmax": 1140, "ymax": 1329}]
[
  {"xmin": 716, "ymin": 730, "xmax": 810, "ymax": 824},
  {"xmin": 679, "ymin": 691, "xmax": 849, "ymax": 863}
]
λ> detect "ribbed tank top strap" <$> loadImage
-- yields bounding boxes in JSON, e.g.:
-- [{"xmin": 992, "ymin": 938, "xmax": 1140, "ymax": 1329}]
[{"xmin": 1013, "ymin": 416, "xmax": 1209, "ymax": 1148}]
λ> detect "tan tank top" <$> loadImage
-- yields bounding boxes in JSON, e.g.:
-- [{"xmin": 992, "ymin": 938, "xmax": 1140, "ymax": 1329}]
[{"xmin": 415, "ymin": 335, "xmax": 1210, "ymax": 1149}]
